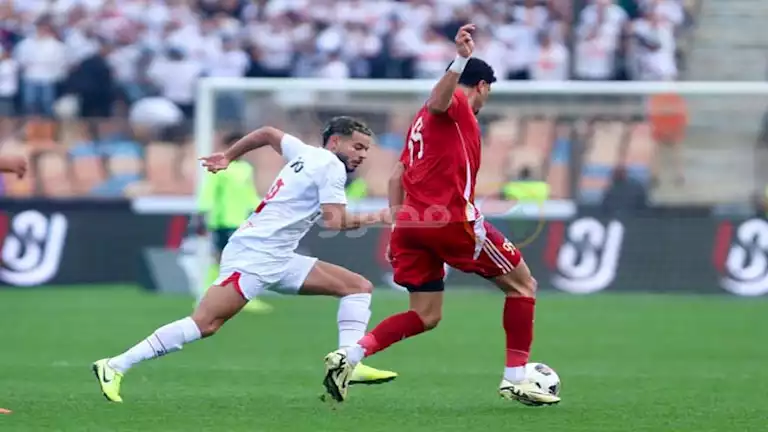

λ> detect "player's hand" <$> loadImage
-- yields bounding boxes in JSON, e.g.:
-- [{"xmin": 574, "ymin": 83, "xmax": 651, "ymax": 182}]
[
  {"xmin": 385, "ymin": 244, "xmax": 391, "ymax": 263},
  {"xmin": 1, "ymin": 155, "xmax": 28, "ymax": 179},
  {"xmin": 455, "ymin": 24, "xmax": 476, "ymax": 58},
  {"xmin": 379, "ymin": 208, "xmax": 394, "ymax": 226},
  {"xmin": 199, "ymin": 153, "xmax": 230, "ymax": 173}
]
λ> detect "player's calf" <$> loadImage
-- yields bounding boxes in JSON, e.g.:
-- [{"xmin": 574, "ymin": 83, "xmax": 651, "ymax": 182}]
[
  {"xmin": 492, "ymin": 263, "xmax": 537, "ymax": 298},
  {"xmin": 409, "ymin": 291, "xmax": 443, "ymax": 330},
  {"xmin": 491, "ymin": 260, "xmax": 537, "ymax": 385}
]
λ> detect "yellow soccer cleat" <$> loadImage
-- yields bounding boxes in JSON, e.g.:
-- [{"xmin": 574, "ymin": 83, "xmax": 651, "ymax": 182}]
[
  {"xmin": 349, "ymin": 363, "xmax": 398, "ymax": 386},
  {"xmin": 322, "ymin": 349, "xmax": 355, "ymax": 402},
  {"xmin": 499, "ymin": 379, "xmax": 561, "ymax": 406},
  {"xmin": 91, "ymin": 358, "xmax": 124, "ymax": 403},
  {"xmin": 242, "ymin": 298, "xmax": 273, "ymax": 314}
]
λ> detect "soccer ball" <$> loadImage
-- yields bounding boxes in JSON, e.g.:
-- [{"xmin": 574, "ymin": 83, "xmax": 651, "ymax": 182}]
[{"xmin": 525, "ymin": 363, "xmax": 561, "ymax": 397}]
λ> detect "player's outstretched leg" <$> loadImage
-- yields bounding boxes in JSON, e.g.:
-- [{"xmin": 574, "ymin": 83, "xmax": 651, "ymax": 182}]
[
  {"xmin": 493, "ymin": 260, "xmax": 560, "ymax": 406},
  {"xmin": 92, "ymin": 279, "xmax": 246, "ymax": 402},
  {"xmin": 299, "ymin": 260, "xmax": 397, "ymax": 402},
  {"xmin": 339, "ymin": 289, "xmax": 443, "ymax": 390}
]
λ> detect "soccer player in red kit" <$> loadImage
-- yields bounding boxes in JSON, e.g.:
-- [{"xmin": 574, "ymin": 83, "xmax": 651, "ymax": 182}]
[{"xmin": 321, "ymin": 24, "xmax": 560, "ymax": 406}]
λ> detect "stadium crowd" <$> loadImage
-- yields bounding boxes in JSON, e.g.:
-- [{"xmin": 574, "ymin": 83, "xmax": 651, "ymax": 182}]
[
  {"xmin": 0, "ymin": 0, "xmax": 701, "ymax": 200},
  {"xmin": 0, "ymin": 0, "xmax": 696, "ymax": 118}
]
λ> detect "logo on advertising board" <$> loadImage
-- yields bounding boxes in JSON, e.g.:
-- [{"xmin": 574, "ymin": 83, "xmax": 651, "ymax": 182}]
[
  {"xmin": 546, "ymin": 217, "xmax": 624, "ymax": 294},
  {"xmin": 715, "ymin": 219, "xmax": 768, "ymax": 297},
  {"xmin": 0, "ymin": 210, "xmax": 68, "ymax": 286}
]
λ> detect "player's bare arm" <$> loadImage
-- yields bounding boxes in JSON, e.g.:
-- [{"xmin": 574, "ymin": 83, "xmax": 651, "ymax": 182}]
[
  {"xmin": 321, "ymin": 203, "xmax": 391, "ymax": 231},
  {"xmin": 388, "ymin": 161, "xmax": 405, "ymax": 216},
  {"xmin": 427, "ymin": 23, "xmax": 475, "ymax": 114},
  {"xmin": 200, "ymin": 127, "xmax": 285, "ymax": 173},
  {"xmin": 0, "ymin": 154, "xmax": 28, "ymax": 179}
]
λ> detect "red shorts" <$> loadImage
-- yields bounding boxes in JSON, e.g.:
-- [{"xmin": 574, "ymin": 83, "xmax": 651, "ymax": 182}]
[{"xmin": 389, "ymin": 219, "xmax": 522, "ymax": 289}]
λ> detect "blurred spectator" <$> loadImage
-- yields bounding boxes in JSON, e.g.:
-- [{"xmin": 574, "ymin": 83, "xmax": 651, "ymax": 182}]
[
  {"xmin": 629, "ymin": 3, "xmax": 678, "ymax": 81},
  {"xmin": 14, "ymin": 18, "xmax": 67, "ymax": 117},
  {"xmin": 208, "ymin": 35, "xmax": 249, "ymax": 123},
  {"xmin": 415, "ymin": 26, "xmax": 454, "ymax": 79},
  {"xmin": 68, "ymin": 39, "xmax": 115, "ymax": 121},
  {"xmin": 318, "ymin": 51, "xmax": 351, "ymax": 79},
  {"xmin": 147, "ymin": 46, "xmax": 201, "ymax": 119},
  {"xmin": 531, "ymin": 29, "xmax": 570, "ymax": 81},
  {"xmin": 0, "ymin": 46, "xmax": 18, "ymax": 118},
  {"xmin": 602, "ymin": 167, "xmax": 649, "ymax": 214},
  {"xmin": 574, "ymin": 2, "xmax": 619, "ymax": 80}
]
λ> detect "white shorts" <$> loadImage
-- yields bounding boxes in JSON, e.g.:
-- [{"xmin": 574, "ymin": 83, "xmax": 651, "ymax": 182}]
[{"xmin": 213, "ymin": 241, "xmax": 318, "ymax": 300}]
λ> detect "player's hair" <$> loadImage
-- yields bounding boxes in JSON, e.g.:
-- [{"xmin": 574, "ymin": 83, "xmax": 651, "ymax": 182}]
[
  {"xmin": 321, "ymin": 116, "xmax": 373, "ymax": 147},
  {"xmin": 447, "ymin": 57, "xmax": 497, "ymax": 87}
]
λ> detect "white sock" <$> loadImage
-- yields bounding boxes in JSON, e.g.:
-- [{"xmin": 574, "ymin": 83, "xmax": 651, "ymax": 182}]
[
  {"xmin": 337, "ymin": 293, "xmax": 371, "ymax": 349},
  {"xmin": 346, "ymin": 344, "xmax": 366, "ymax": 365},
  {"xmin": 108, "ymin": 317, "xmax": 202, "ymax": 374},
  {"xmin": 504, "ymin": 366, "xmax": 526, "ymax": 384}
]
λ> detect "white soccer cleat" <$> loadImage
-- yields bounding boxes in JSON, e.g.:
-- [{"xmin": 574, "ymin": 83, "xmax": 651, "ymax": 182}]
[
  {"xmin": 499, "ymin": 379, "xmax": 561, "ymax": 406},
  {"xmin": 322, "ymin": 349, "xmax": 355, "ymax": 402}
]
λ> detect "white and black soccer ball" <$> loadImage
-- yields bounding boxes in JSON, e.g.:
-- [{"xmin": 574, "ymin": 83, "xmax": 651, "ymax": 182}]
[{"xmin": 525, "ymin": 362, "xmax": 561, "ymax": 397}]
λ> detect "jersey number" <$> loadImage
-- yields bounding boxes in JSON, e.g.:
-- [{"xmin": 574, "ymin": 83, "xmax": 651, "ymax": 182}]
[
  {"xmin": 407, "ymin": 116, "xmax": 424, "ymax": 165},
  {"xmin": 255, "ymin": 178, "xmax": 285, "ymax": 213}
]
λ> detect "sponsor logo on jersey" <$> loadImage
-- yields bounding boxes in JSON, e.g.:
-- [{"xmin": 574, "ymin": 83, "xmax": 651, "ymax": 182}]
[
  {"xmin": 714, "ymin": 219, "xmax": 768, "ymax": 296},
  {"xmin": 545, "ymin": 217, "xmax": 623, "ymax": 294},
  {"xmin": 0, "ymin": 210, "xmax": 68, "ymax": 286}
]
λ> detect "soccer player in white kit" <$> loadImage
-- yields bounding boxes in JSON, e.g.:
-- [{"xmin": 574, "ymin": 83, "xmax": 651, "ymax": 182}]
[{"xmin": 92, "ymin": 117, "xmax": 397, "ymax": 402}]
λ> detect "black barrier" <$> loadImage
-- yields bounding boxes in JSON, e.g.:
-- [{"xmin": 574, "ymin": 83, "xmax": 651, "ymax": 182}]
[
  {"xmin": 0, "ymin": 200, "xmax": 172, "ymax": 286},
  {"xmin": 1, "ymin": 200, "xmax": 767, "ymax": 296}
]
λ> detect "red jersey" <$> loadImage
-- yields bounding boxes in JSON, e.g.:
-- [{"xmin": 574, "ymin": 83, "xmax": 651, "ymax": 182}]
[{"xmin": 397, "ymin": 89, "xmax": 482, "ymax": 224}]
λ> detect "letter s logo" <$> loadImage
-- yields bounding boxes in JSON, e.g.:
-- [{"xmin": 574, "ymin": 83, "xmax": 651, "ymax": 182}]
[
  {"xmin": 0, "ymin": 211, "xmax": 68, "ymax": 286},
  {"xmin": 721, "ymin": 219, "xmax": 768, "ymax": 296},
  {"xmin": 551, "ymin": 218, "xmax": 624, "ymax": 294}
]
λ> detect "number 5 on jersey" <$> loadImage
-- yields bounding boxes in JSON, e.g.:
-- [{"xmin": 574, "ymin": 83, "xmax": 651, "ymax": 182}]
[
  {"xmin": 255, "ymin": 178, "xmax": 284, "ymax": 213},
  {"xmin": 407, "ymin": 116, "xmax": 424, "ymax": 165}
]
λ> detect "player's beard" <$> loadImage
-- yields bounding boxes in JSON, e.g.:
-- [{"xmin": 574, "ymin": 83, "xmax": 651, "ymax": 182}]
[{"xmin": 335, "ymin": 153, "xmax": 356, "ymax": 173}]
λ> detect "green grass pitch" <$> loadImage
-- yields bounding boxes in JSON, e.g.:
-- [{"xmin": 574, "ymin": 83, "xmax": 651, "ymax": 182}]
[{"xmin": 1, "ymin": 286, "xmax": 766, "ymax": 431}]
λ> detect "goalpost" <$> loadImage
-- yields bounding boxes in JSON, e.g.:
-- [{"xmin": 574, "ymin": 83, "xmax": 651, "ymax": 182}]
[{"xmin": 189, "ymin": 79, "xmax": 768, "ymax": 298}]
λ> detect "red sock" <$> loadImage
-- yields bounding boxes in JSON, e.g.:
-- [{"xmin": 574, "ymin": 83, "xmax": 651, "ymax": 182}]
[
  {"xmin": 504, "ymin": 296, "xmax": 535, "ymax": 367},
  {"xmin": 358, "ymin": 310, "xmax": 426, "ymax": 357}
]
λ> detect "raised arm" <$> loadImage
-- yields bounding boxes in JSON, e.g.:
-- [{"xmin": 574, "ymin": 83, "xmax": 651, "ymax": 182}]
[
  {"xmin": 427, "ymin": 24, "xmax": 475, "ymax": 114},
  {"xmin": 223, "ymin": 126, "xmax": 286, "ymax": 161}
]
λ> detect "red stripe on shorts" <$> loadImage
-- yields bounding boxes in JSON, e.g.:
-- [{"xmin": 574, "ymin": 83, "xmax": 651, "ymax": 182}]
[{"xmin": 220, "ymin": 271, "xmax": 245, "ymax": 299}]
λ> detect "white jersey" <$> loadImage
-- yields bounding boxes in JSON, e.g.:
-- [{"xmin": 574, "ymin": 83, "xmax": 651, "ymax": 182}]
[{"xmin": 228, "ymin": 134, "xmax": 348, "ymax": 268}]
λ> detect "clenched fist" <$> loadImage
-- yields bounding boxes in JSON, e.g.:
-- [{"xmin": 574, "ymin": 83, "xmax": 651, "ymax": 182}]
[{"xmin": 455, "ymin": 24, "xmax": 476, "ymax": 58}]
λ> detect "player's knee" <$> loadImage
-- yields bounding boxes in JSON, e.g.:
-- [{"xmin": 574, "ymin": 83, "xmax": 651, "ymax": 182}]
[
  {"xmin": 191, "ymin": 315, "xmax": 225, "ymax": 338},
  {"xmin": 350, "ymin": 276, "xmax": 374, "ymax": 294},
  {"xmin": 505, "ymin": 275, "xmax": 537, "ymax": 298},
  {"xmin": 413, "ymin": 309, "xmax": 442, "ymax": 331},
  {"xmin": 336, "ymin": 275, "xmax": 373, "ymax": 296}
]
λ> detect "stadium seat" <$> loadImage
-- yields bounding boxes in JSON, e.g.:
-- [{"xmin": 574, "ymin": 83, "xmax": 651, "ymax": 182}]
[
  {"xmin": 36, "ymin": 151, "xmax": 73, "ymax": 197},
  {"xmin": 178, "ymin": 143, "xmax": 197, "ymax": 195},
  {"xmin": 477, "ymin": 118, "xmax": 518, "ymax": 197},
  {"xmin": 144, "ymin": 142, "xmax": 182, "ymax": 195},
  {"xmin": 360, "ymin": 144, "xmax": 397, "ymax": 197},
  {"xmin": 624, "ymin": 122, "xmax": 658, "ymax": 185},
  {"xmin": 546, "ymin": 125, "xmax": 573, "ymax": 199},
  {"xmin": 69, "ymin": 144, "xmax": 107, "ymax": 195},
  {"xmin": 579, "ymin": 121, "xmax": 626, "ymax": 202},
  {"xmin": 508, "ymin": 119, "xmax": 554, "ymax": 177},
  {"xmin": 249, "ymin": 146, "xmax": 284, "ymax": 195}
]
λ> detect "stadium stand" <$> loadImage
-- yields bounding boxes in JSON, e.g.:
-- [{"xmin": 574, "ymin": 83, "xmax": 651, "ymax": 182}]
[{"xmin": 0, "ymin": 0, "xmax": 730, "ymax": 205}]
